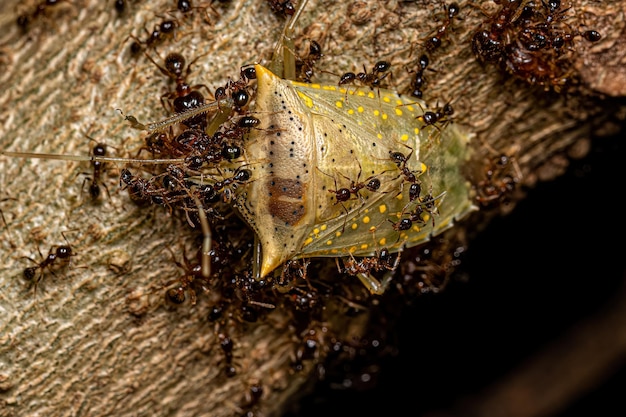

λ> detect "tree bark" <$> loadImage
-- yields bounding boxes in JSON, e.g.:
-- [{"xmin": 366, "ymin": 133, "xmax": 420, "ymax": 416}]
[{"xmin": 0, "ymin": 1, "xmax": 624, "ymax": 416}]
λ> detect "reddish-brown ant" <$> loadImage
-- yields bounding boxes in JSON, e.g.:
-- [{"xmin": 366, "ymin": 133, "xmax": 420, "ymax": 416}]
[
  {"xmin": 136, "ymin": 131, "xmax": 171, "ymax": 157},
  {"xmin": 408, "ymin": 191, "xmax": 440, "ymax": 228},
  {"xmin": 145, "ymin": 51, "xmax": 214, "ymax": 128},
  {"xmin": 79, "ymin": 139, "xmax": 113, "ymax": 202},
  {"xmin": 475, "ymin": 153, "xmax": 521, "ymax": 207},
  {"xmin": 337, "ymin": 248, "xmax": 401, "ymax": 294},
  {"xmin": 408, "ymin": 54, "xmax": 431, "ymax": 98},
  {"xmin": 240, "ymin": 381, "xmax": 264, "ymax": 412},
  {"xmin": 170, "ymin": 0, "xmax": 220, "ymax": 25},
  {"xmin": 472, "ymin": 0, "xmax": 533, "ymax": 63},
  {"xmin": 339, "ymin": 61, "xmax": 392, "ymax": 92},
  {"xmin": 161, "ymin": 246, "xmax": 207, "ymax": 306},
  {"xmin": 146, "ymin": 52, "xmax": 213, "ymax": 108},
  {"xmin": 340, "ymin": 247, "xmax": 399, "ymax": 276},
  {"xmin": 292, "ymin": 329, "xmax": 320, "ymax": 371},
  {"xmin": 138, "ymin": 127, "xmax": 213, "ymax": 160},
  {"xmin": 21, "ymin": 233, "xmax": 76, "ymax": 294},
  {"xmin": 231, "ymin": 271, "xmax": 276, "ymax": 318},
  {"xmin": 119, "ymin": 168, "xmax": 174, "ymax": 207},
  {"xmin": 327, "ymin": 160, "xmax": 384, "ymax": 204},
  {"xmin": 390, "ymin": 202, "xmax": 437, "ymax": 234},
  {"xmin": 210, "ymin": 166, "xmax": 253, "ymax": 203},
  {"xmin": 129, "ymin": 17, "xmax": 179, "ymax": 55},
  {"xmin": 425, "ymin": 2, "xmax": 460, "ymax": 52},
  {"xmin": 113, "ymin": 0, "xmax": 125, "ymax": 15},
  {"xmin": 16, "ymin": 0, "xmax": 68, "ymax": 31},
  {"xmin": 318, "ymin": 162, "xmax": 386, "ymax": 234},
  {"xmin": 119, "ymin": 168, "xmax": 151, "ymax": 203},
  {"xmin": 471, "ymin": 0, "xmax": 602, "ymax": 90},
  {"xmin": 337, "ymin": 60, "xmax": 393, "ymax": 104},
  {"xmin": 295, "ymin": 39, "xmax": 324, "ymax": 83},
  {"xmin": 417, "ymin": 101, "xmax": 454, "ymax": 130},
  {"xmin": 213, "ymin": 65, "xmax": 256, "ymax": 114},
  {"xmin": 388, "ymin": 146, "xmax": 424, "ymax": 187},
  {"xmin": 266, "ymin": 0, "xmax": 296, "ymax": 17},
  {"xmin": 218, "ymin": 332, "xmax": 237, "ymax": 377},
  {"xmin": 387, "ymin": 146, "xmax": 442, "ymax": 231}
]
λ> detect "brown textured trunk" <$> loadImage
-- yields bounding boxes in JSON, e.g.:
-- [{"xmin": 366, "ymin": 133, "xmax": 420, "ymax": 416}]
[{"xmin": 0, "ymin": 1, "xmax": 624, "ymax": 416}]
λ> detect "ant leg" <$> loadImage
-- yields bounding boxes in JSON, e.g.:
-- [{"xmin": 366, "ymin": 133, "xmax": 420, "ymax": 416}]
[
  {"xmin": 377, "ymin": 250, "xmax": 402, "ymax": 292},
  {"xmin": 0, "ymin": 197, "xmax": 17, "ymax": 246},
  {"xmin": 0, "ymin": 209, "xmax": 8, "ymax": 235}
]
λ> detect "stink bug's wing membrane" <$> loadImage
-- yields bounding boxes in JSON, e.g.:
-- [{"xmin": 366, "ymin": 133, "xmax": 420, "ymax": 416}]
[{"xmin": 417, "ymin": 123, "xmax": 477, "ymax": 238}]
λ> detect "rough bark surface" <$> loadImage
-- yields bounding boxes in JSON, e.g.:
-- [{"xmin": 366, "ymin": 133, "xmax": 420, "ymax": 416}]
[{"xmin": 0, "ymin": 1, "xmax": 624, "ymax": 416}]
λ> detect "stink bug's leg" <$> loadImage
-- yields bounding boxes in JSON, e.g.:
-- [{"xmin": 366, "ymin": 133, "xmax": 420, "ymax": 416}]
[
  {"xmin": 189, "ymin": 191, "xmax": 212, "ymax": 279},
  {"xmin": 356, "ymin": 272, "xmax": 386, "ymax": 295},
  {"xmin": 270, "ymin": 0, "xmax": 309, "ymax": 79},
  {"xmin": 357, "ymin": 248, "xmax": 402, "ymax": 295},
  {"xmin": 373, "ymin": 271, "xmax": 396, "ymax": 295},
  {"xmin": 206, "ymin": 96, "xmax": 236, "ymax": 137},
  {"xmin": 252, "ymin": 235, "xmax": 262, "ymax": 280},
  {"xmin": 335, "ymin": 257, "xmax": 343, "ymax": 274}
]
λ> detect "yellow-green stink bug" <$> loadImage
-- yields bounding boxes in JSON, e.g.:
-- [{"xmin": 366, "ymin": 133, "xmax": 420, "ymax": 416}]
[
  {"xmin": 231, "ymin": 64, "xmax": 476, "ymax": 291},
  {"xmin": 2, "ymin": 0, "xmax": 476, "ymax": 295}
]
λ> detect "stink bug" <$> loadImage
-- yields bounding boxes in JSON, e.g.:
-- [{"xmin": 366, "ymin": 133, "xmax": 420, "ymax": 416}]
[
  {"xmin": 226, "ymin": 63, "xmax": 476, "ymax": 292},
  {"xmin": 2, "ymin": 0, "xmax": 477, "ymax": 295}
]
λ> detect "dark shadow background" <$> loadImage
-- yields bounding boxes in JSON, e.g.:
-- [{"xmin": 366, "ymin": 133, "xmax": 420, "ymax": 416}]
[{"xmin": 287, "ymin": 126, "xmax": 626, "ymax": 416}]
